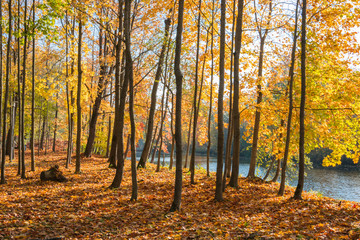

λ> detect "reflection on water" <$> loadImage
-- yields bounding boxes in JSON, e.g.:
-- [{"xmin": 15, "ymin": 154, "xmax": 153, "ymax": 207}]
[{"xmin": 148, "ymin": 155, "xmax": 360, "ymax": 202}]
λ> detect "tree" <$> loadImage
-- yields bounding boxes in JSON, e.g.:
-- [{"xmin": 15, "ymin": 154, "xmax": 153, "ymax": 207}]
[
  {"xmin": 75, "ymin": 13, "xmax": 83, "ymax": 174},
  {"xmin": 293, "ymin": 0, "xmax": 307, "ymax": 200},
  {"xmin": 1, "ymin": 0, "xmax": 12, "ymax": 184},
  {"xmin": 278, "ymin": 0, "xmax": 299, "ymax": 196},
  {"xmin": 169, "ymin": 0, "xmax": 185, "ymax": 212},
  {"xmin": 215, "ymin": 0, "xmax": 226, "ymax": 202},
  {"xmin": 189, "ymin": 0, "xmax": 202, "ymax": 184},
  {"xmin": 109, "ymin": 0, "xmax": 131, "ymax": 189},
  {"xmin": 30, "ymin": 0, "xmax": 36, "ymax": 171},
  {"xmin": 229, "ymin": 0, "xmax": 244, "ymax": 188},
  {"xmin": 248, "ymin": 0, "xmax": 272, "ymax": 179}
]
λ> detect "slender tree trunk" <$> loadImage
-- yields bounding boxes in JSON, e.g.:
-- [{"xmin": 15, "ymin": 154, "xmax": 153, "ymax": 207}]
[
  {"xmin": 109, "ymin": 0, "xmax": 130, "ymax": 189},
  {"xmin": 127, "ymin": 2, "xmax": 137, "ymax": 200},
  {"xmin": 17, "ymin": 0, "xmax": 22, "ymax": 176},
  {"xmin": 248, "ymin": 1, "xmax": 272, "ymax": 179},
  {"xmin": 156, "ymin": 87, "xmax": 169, "ymax": 172},
  {"xmin": 189, "ymin": 0, "xmax": 202, "ymax": 184},
  {"xmin": 169, "ymin": 0, "xmax": 185, "ymax": 212},
  {"xmin": 229, "ymin": 0, "xmax": 244, "ymax": 188},
  {"xmin": 1, "ymin": 0, "xmax": 12, "ymax": 184},
  {"xmin": 224, "ymin": 0, "xmax": 237, "ymax": 184},
  {"xmin": 206, "ymin": 0, "xmax": 215, "ymax": 177},
  {"xmin": 75, "ymin": 17, "xmax": 83, "ymax": 174},
  {"xmin": 53, "ymin": 97, "xmax": 58, "ymax": 152},
  {"xmin": 0, "ymin": 0, "xmax": 3, "ymax": 167},
  {"xmin": 169, "ymin": 93, "xmax": 175, "ymax": 170},
  {"xmin": 108, "ymin": 1, "xmax": 123, "ymax": 168},
  {"xmin": 184, "ymin": 107, "xmax": 193, "ymax": 169},
  {"xmin": 20, "ymin": 0, "xmax": 28, "ymax": 179},
  {"xmin": 278, "ymin": 0, "xmax": 299, "ymax": 196},
  {"xmin": 215, "ymin": 0, "xmax": 226, "ymax": 201},
  {"xmin": 30, "ymin": 0, "xmax": 35, "ymax": 171},
  {"xmin": 294, "ymin": 0, "xmax": 306, "ymax": 200},
  {"xmin": 137, "ymin": 17, "xmax": 171, "ymax": 168}
]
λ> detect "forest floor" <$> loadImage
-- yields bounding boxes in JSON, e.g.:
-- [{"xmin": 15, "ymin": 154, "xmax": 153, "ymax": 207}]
[{"xmin": 1, "ymin": 152, "xmax": 360, "ymax": 239}]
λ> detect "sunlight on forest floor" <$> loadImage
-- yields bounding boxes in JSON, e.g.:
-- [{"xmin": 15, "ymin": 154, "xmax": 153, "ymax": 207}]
[{"xmin": 1, "ymin": 152, "xmax": 360, "ymax": 239}]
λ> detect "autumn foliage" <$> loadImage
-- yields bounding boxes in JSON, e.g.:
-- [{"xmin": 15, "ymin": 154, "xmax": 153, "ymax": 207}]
[{"xmin": 1, "ymin": 152, "xmax": 360, "ymax": 239}]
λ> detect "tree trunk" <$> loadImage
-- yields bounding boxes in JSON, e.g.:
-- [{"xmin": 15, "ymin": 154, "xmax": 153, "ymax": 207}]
[
  {"xmin": 169, "ymin": 93, "xmax": 175, "ymax": 170},
  {"xmin": 229, "ymin": 0, "xmax": 244, "ymax": 188},
  {"xmin": 184, "ymin": 106, "xmax": 193, "ymax": 169},
  {"xmin": 189, "ymin": 0, "xmax": 202, "ymax": 184},
  {"xmin": 30, "ymin": 0, "xmax": 35, "ymax": 171},
  {"xmin": 53, "ymin": 98, "xmax": 58, "ymax": 152},
  {"xmin": 20, "ymin": 0, "xmax": 28, "ymax": 179},
  {"xmin": 206, "ymin": 0, "xmax": 215, "ymax": 177},
  {"xmin": 215, "ymin": 0, "xmax": 226, "ymax": 202},
  {"xmin": 137, "ymin": 17, "xmax": 171, "ymax": 169},
  {"xmin": 108, "ymin": 1, "xmax": 124, "ymax": 168},
  {"xmin": 1, "ymin": 0, "xmax": 12, "ymax": 184},
  {"xmin": 75, "ymin": 16, "xmax": 83, "ymax": 174},
  {"xmin": 248, "ymin": 0, "xmax": 272, "ymax": 179},
  {"xmin": 0, "ymin": 0, "xmax": 3, "ymax": 168},
  {"xmin": 293, "ymin": 0, "xmax": 306, "ymax": 200},
  {"xmin": 109, "ymin": 0, "xmax": 130, "ymax": 189},
  {"xmin": 224, "ymin": 0, "xmax": 237, "ymax": 185},
  {"xmin": 169, "ymin": 0, "xmax": 185, "ymax": 212},
  {"xmin": 278, "ymin": 0, "xmax": 299, "ymax": 196},
  {"xmin": 127, "ymin": 1, "xmax": 137, "ymax": 200}
]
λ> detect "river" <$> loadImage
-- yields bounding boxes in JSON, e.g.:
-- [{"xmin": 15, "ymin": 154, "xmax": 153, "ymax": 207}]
[{"xmin": 151, "ymin": 155, "xmax": 360, "ymax": 202}]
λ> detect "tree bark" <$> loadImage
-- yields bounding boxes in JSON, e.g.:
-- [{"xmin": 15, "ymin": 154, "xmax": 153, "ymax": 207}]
[
  {"xmin": 75, "ymin": 16, "xmax": 83, "ymax": 174},
  {"xmin": 1, "ymin": 0, "xmax": 12, "ymax": 184},
  {"xmin": 108, "ymin": 1, "xmax": 123, "ymax": 168},
  {"xmin": 293, "ymin": 0, "xmax": 306, "ymax": 200},
  {"xmin": 248, "ymin": 0, "xmax": 272, "ymax": 179},
  {"xmin": 215, "ymin": 0, "xmax": 226, "ymax": 202},
  {"xmin": 278, "ymin": 0, "xmax": 299, "ymax": 196},
  {"xmin": 30, "ymin": 0, "xmax": 35, "ymax": 171},
  {"xmin": 189, "ymin": 0, "xmax": 202, "ymax": 184},
  {"xmin": 206, "ymin": 0, "xmax": 215, "ymax": 177},
  {"xmin": 229, "ymin": 0, "xmax": 244, "ymax": 188},
  {"xmin": 169, "ymin": 0, "xmax": 185, "ymax": 212},
  {"xmin": 109, "ymin": 0, "xmax": 130, "ymax": 189}
]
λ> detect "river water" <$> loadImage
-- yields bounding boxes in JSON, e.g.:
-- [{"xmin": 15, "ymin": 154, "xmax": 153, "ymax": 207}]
[{"xmin": 152, "ymin": 155, "xmax": 360, "ymax": 202}]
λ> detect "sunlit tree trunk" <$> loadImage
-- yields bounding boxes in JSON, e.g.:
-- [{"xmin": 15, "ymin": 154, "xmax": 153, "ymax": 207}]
[
  {"xmin": 0, "ymin": 0, "xmax": 3, "ymax": 168},
  {"xmin": 206, "ymin": 0, "xmax": 215, "ymax": 177},
  {"xmin": 109, "ymin": 0, "xmax": 131, "ymax": 189},
  {"xmin": 189, "ymin": 0, "xmax": 202, "ymax": 184},
  {"xmin": 229, "ymin": 0, "xmax": 244, "ymax": 188},
  {"xmin": 224, "ymin": 0, "xmax": 236, "ymax": 184},
  {"xmin": 1, "ymin": 0, "xmax": 12, "ymax": 184},
  {"xmin": 108, "ymin": 1, "xmax": 123, "ymax": 168},
  {"xmin": 294, "ymin": 0, "xmax": 307, "ymax": 200},
  {"xmin": 20, "ymin": 0, "xmax": 28, "ymax": 179},
  {"xmin": 30, "ymin": 0, "xmax": 35, "ymax": 171},
  {"xmin": 278, "ymin": 0, "xmax": 299, "ymax": 196},
  {"xmin": 215, "ymin": 0, "xmax": 226, "ymax": 201},
  {"xmin": 248, "ymin": 0, "xmax": 272, "ymax": 179},
  {"xmin": 75, "ymin": 15, "xmax": 83, "ymax": 174},
  {"xmin": 169, "ymin": 0, "xmax": 185, "ymax": 212}
]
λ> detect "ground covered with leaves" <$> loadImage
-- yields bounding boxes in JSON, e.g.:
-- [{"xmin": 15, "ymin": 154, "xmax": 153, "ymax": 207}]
[{"xmin": 1, "ymin": 152, "xmax": 360, "ymax": 239}]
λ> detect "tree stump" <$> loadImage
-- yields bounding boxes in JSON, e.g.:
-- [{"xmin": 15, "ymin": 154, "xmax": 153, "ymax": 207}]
[{"xmin": 40, "ymin": 165, "xmax": 68, "ymax": 182}]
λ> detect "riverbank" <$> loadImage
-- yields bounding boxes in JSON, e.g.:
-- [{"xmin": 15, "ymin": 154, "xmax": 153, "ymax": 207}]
[{"xmin": 1, "ymin": 152, "xmax": 360, "ymax": 239}]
